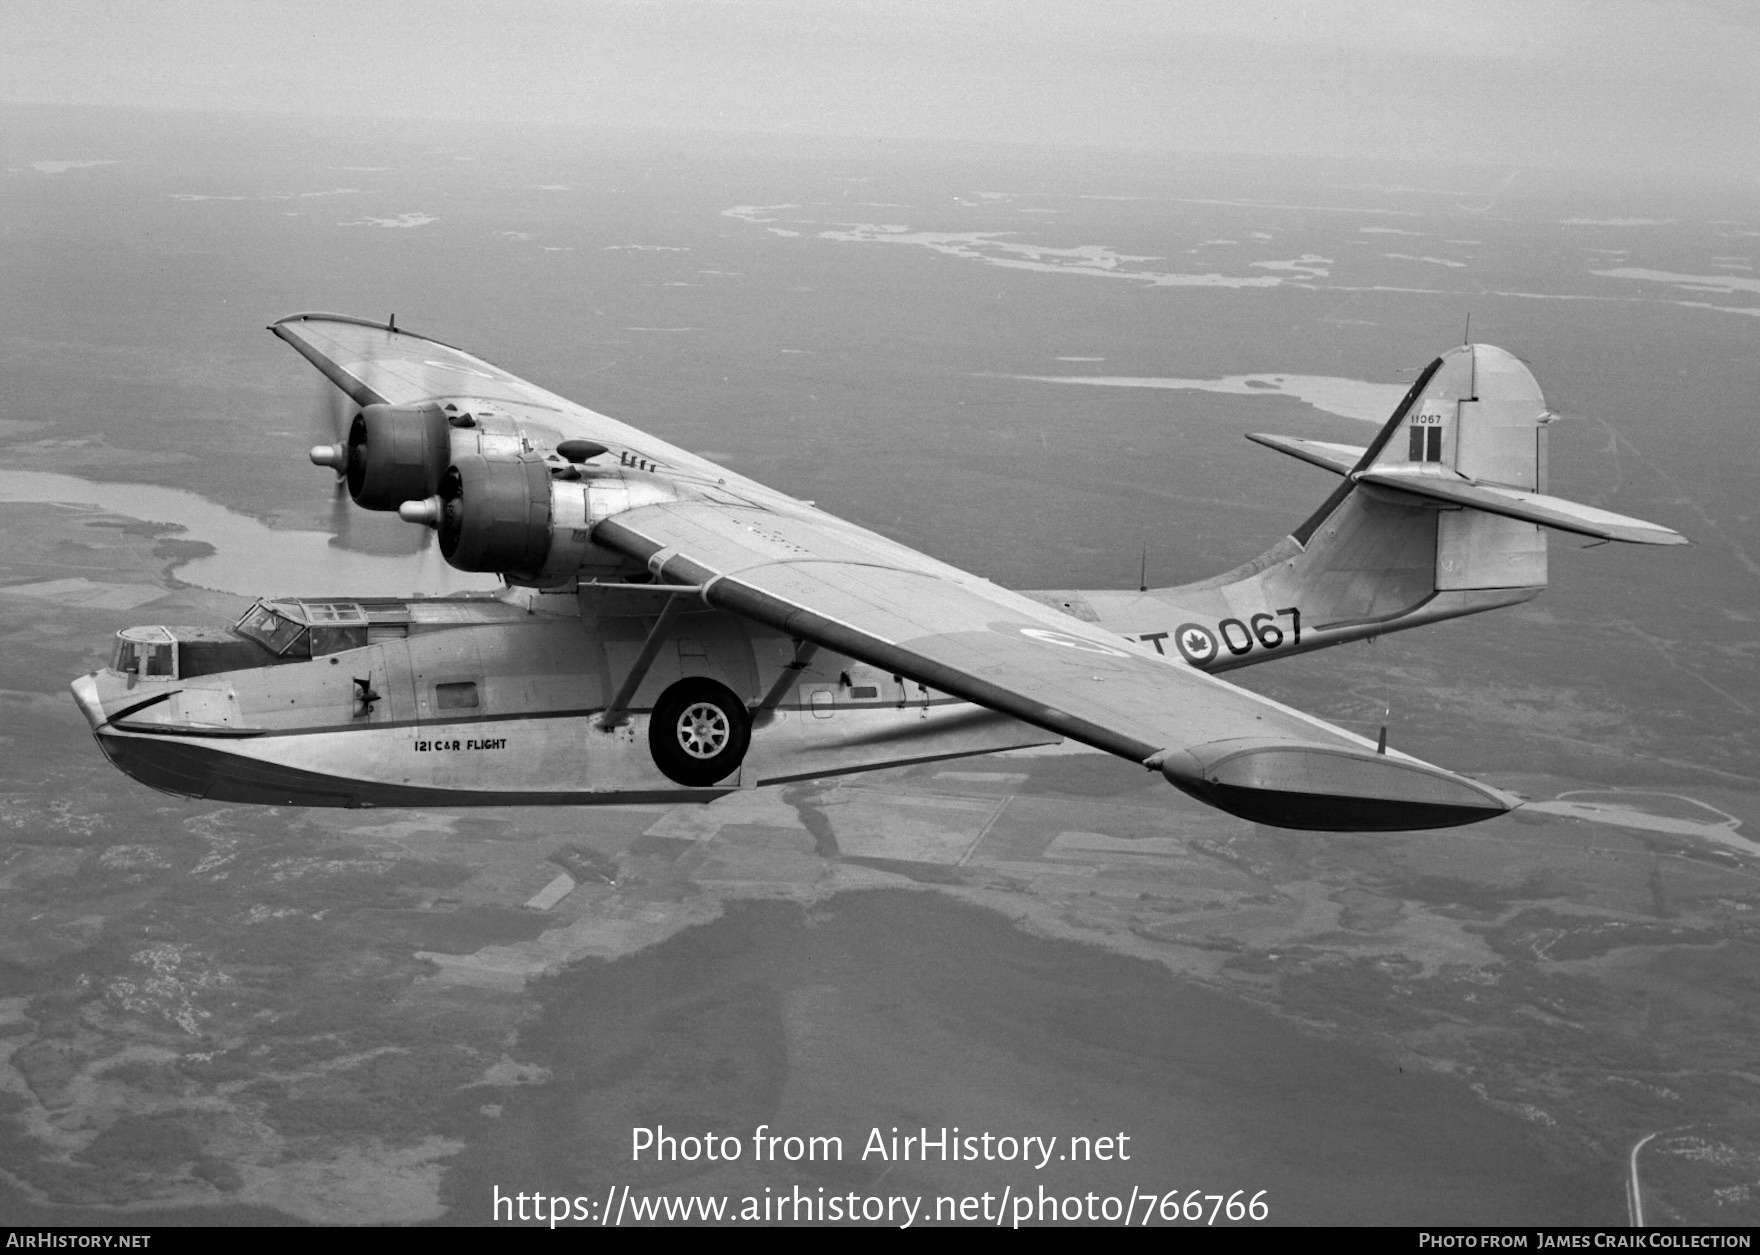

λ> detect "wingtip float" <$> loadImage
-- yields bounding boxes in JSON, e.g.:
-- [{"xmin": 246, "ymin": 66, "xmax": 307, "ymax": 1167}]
[{"xmin": 70, "ymin": 321, "xmax": 1680, "ymax": 831}]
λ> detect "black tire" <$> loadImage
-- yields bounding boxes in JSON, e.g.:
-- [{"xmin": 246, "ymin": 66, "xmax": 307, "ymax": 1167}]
[{"xmin": 647, "ymin": 678, "xmax": 752, "ymax": 787}]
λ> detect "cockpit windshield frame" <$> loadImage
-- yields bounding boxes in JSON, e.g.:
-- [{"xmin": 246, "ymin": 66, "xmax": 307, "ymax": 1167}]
[{"xmin": 234, "ymin": 602, "xmax": 309, "ymax": 657}]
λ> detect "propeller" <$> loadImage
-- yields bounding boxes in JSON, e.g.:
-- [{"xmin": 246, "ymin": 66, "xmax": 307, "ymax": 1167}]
[
  {"xmin": 310, "ymin": 372, "xmax": 356, "ymax": 547},
  {"xmin": 309, "ymin": 363, "xmax": 353, "ymax": 477},
  {"xmin": 302, "ymin": 319, "xmax": 433, "ymax": 557}
]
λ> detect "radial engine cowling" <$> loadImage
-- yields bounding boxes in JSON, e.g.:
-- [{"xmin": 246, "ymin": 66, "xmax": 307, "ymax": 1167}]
[
  {"xmin": 437, "ymin": 455, "xmax": 554, "ymax": 575},
  {"xmin": 427, "ymin": 455, "xmax": 680, "ymax": 581},
  {"xmin": 345, "ymin": 403, "xmax": 452, "ymax": 511}
]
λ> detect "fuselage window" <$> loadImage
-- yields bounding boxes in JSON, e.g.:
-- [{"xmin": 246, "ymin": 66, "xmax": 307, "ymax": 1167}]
[{"xmin": 436, "ymin": 681, "xmax": 480, "ymax": 710}]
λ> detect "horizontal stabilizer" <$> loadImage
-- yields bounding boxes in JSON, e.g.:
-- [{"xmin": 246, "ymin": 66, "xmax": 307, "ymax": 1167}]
[
  {"xmin": 1246, "ymin": 433, "xmax": 1367, "ymax": 477},
  {"xmin": 1356, "ymin": 470, "xmax": 1687, "ymax": 546},
  {"xmin": 1153, "ymin": 738, "xmax": 1519, "ymax": 832}
]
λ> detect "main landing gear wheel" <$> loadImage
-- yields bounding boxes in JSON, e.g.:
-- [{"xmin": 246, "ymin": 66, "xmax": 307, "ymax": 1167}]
[{"xmin": 648, "ymin": 678, "xmax": 752, "ymax": 787}]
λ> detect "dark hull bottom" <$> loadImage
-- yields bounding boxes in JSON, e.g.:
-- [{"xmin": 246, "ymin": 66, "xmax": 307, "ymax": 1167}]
[{"xmin": 93, "ymin": 731, "xmax": 733, "ymax": 808}]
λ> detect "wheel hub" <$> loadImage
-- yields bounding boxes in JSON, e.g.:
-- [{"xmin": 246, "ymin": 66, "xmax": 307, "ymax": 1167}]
[{"xmin": 676, "ymin": 702, "xmax": 730, "ymax": 759}]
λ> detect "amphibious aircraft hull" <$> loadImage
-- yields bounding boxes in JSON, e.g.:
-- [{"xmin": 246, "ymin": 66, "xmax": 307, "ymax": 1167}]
[
  {"xmin": 73, "ymin": 690, "xmax": 1038, "ymax": 808},
  {"xmin": 71, "ymin": 587, "xmax": 1057, "ymax": 808}
]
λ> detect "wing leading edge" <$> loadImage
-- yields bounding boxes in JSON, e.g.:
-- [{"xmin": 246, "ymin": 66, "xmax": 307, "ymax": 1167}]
[{"xmin": 269, "ymin": 312, "xmax": 787, "ymax": 504}]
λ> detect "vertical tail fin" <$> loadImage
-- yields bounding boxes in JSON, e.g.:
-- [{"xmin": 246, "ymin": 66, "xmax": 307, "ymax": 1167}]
[
  {"xmin": 1231, "ymin": 344, "xmax": 1551, "ymax": 641},
  {"xmin": 1334, "ymin": 342, "xmax": 1550, "ymax": 595},
  {"xmin": 1062, "ymin": 343, "xmax": 1680, "ymax": 671},
  {"xmin": 1069, "ymin": 346, "xmax": 1550, "ymax": 669}
]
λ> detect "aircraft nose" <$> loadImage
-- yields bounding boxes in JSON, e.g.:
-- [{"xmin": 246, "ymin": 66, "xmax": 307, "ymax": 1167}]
[{"xmin": 70, "ymin": 673, "xmax": 109, "ymax": 731}]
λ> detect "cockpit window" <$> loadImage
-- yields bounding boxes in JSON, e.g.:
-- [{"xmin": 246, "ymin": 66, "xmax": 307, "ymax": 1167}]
[
  {"xmin": 235, "ymin": 603, "xmax": 308, "ymax": 656},
  {"xmin": 301, "ymin": 602, "xmax": 369, "ymax": 656}
]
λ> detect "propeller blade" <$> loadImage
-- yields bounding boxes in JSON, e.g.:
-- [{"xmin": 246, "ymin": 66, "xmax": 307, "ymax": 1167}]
[
  {"xmin": 309, "ymin": 371, "xmax": 352, "ymax": 477},
  {"xmin": 327, "ymin": 479, "xmax": 353, "ymax": 546},
  {"xmin": 311, "ymin": 357, "xmax": 356, "ymax": 548},
  {"xmin": 303, "ymin": 320, "xmax": 428, "ymax": 560}
]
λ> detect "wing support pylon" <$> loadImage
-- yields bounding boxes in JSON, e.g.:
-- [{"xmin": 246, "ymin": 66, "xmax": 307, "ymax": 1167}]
[
  {"xmin": 598, "ymin": 594, "xmax": 689, "ymax": 729},
  {"xmin": 751, "ymin": 639, "xmax": 820, "ymax": 726}
]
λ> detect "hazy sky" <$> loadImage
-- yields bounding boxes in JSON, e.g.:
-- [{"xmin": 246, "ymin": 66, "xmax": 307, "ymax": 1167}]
[{"xmin": 6, "ymin": 1, "xmax": 1757, "ymax": 180}]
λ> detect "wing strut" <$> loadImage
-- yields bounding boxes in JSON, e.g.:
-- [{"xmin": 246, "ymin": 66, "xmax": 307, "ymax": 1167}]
[
  {"xmin": 750, "ymin": 639, "xmax": 819, "ymax": 725},
  {"xmin": 598, "ymin": 596, "xmax": 690, "ymax": 729}
]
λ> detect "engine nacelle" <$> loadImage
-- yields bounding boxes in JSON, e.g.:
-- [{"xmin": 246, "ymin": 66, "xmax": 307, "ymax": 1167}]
[
  {"xmin": 344, "ymin": 403, "xmax": 452, "ymax": 511},
  {"xmin": 436, "ymin": 455, "xmax": 553, "ymax": 574},
  {"xmin": 429, "ymin": 455, "xmax": 679, "ymax": 580}
]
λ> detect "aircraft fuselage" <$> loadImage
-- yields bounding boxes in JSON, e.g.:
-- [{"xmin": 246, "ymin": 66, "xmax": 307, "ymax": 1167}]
[{"xmin": 71, "ymin": 584, "xmax": 1055, "ymax": 807}]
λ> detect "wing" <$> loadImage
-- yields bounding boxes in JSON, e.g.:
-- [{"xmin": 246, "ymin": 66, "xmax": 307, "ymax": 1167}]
[
  {"xmin": 592, "ymin": 502, "xmax": 1517, "ymax": 831},
  {"xmin": 272, "ymin": 313, "xmax": 1517, "ymax": 831}
]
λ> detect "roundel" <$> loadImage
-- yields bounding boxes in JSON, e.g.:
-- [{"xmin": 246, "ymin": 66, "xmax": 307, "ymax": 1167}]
[
  {"xmin": 1018, "ymin": 627, "xmax": 1129, "ymax": 657},
  {"xmin": 1173, "ymin": 623, "xmax": 1219, "ymax": 666}
]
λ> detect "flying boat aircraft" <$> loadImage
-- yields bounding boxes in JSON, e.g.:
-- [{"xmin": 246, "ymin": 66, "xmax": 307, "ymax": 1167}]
[{"xmin": 69, "ymin": 315, "xmax": 1684, "ymax": 830}]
